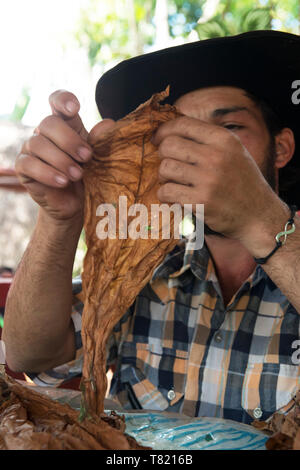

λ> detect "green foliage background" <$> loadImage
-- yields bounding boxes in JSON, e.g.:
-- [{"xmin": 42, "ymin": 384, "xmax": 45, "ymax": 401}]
[
  {"xmin": 74, "ymin": 0, "xmax": 299, "ymax": 68},
  {"xmin": 10, "ymin": 1, "xmax": 299, "ymax": 124}
]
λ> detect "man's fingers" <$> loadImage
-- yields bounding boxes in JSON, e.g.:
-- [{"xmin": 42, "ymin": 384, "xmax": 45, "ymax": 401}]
[
  {"xmin": 157, "ymin": 182, "xmax": 197, "ymax": 206},
  {"xmin": 23, "ymin": 134, "xmax": 84, "ymax": 182},
  {"xmin": 158, "ymin": 158, "xmax": 197, "ymax": 186},
  {"xmin": 16, "ymin": 154, "xmax": 69, "ymax": 188},
  {"xmin": 152, "ymin": 115, "xmax": 227, "ymax": 147},
  {"xmin": 36, "ymin": 115, "xmax": 92, "ymax": 163},
  {"xmin": 49, "ymin": 90, "xmax": 80, "ymax": 118},
  {"xmin": 158, "ymin": 135, "xmax": 201, "ymax": 165},
  {"xmin": 49, "ymin": 89, "xmax": 88, "ymax": 139},
  {"xmin": 19, "ymin": 180, "xmax": 48, "ymax": 198}
]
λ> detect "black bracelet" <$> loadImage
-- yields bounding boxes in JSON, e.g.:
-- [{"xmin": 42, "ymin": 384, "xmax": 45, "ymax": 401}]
[{"xmin": 254, "ymin": 205, "xmax": 297, "ymax": 265}]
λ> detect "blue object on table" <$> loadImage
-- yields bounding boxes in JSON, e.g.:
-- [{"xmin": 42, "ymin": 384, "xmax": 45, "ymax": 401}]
[{"xmin": 120, "ymin": 412, "xmax": 268, "ymax": 450}]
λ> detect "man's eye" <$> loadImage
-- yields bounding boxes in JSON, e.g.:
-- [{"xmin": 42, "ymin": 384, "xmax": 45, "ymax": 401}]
[{"xmin": 223, "ymin": 124, "xmax": 244, "ymax": 130}]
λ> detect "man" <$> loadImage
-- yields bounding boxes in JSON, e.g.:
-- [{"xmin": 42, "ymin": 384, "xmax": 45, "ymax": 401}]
[{"xmin": 2, "ymin": 30, "xmax": 300, "ymax": 424}]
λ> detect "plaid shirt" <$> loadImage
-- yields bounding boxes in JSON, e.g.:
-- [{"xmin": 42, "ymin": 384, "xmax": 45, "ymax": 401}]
[{"xmin": 28, "ymin": 240, "xmax": 300, "ymax": 425}]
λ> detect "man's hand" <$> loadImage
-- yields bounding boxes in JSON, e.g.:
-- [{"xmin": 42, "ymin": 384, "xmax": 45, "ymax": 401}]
[
  {"xmin": 152, "ymin": 116, "xmax": 288, "ymax": 245},
  {"xmin": 15, "ymin": 90, "xmax": 114, "ymax": 223}
]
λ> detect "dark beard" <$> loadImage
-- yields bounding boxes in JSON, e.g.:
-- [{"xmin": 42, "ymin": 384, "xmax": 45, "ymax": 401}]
[{"xmin": 204, "ymin": 138, "xmax": 277, "ymax": 237}]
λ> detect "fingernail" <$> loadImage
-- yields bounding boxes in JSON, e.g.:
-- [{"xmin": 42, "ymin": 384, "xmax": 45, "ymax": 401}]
[
  {"xmin": 65, "ymin": 101, "xmax": 78, "ymax": 113},
  {"xmin": 69, "ymin": 166, "xmax": 82, "ymax": 180},
  {"xmin": 55, "ymin": 175, "xmax": 68, "ymax": 185},
  {"xmin": 78, "ymin": 146, "xmax": 92, "ymax": 160}
]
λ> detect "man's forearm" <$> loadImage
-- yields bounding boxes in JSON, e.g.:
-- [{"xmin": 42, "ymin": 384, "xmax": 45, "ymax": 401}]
[
  {"xmin": 243, "ymin": 204, "xmax": 300, "ymax": 313},
  {"xmin": 261, "ymin": 214, "xmax": 300, "ymax": 312},
  {"xmin": 2, "ymin": 209, "xmax": 83, "ymax": 372}
]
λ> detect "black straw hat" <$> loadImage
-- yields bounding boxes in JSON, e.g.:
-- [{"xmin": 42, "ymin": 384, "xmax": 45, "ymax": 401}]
[{"xmin": 95, "ymin": 30, "xmax": 300, "ymax": 206}]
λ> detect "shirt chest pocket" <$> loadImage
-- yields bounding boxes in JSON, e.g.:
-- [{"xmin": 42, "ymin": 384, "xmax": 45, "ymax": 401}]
[
  {"xmin": 241, "ymin": 362, "xmax": 299, "ymax": 420},
  {"xmin": 119, "ymin": 342, "xmax": 188, "ymax": 411}
]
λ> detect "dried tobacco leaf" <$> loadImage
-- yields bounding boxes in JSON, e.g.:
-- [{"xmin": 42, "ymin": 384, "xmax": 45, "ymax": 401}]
[
  {"xmin": 81, "ymin": 87, "xmax": 182, "ymax": 415},
  {"xmin": 0, "ymin": 374, "xmax": 149, "ymax": 450},
  {"xmin": 252, "ymin": 389, "xmax": 300, "ymax": 450}
]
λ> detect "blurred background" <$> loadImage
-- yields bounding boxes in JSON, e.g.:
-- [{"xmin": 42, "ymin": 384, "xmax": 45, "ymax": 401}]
[{"xmin": 0, "ymin": 0, "xmax": 299, "ymax": 279}]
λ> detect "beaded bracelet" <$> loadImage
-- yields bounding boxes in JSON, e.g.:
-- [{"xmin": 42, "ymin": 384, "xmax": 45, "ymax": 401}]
[{"xmin": 254, "ymin": 205, "xmax": 297, "ymax": 265}]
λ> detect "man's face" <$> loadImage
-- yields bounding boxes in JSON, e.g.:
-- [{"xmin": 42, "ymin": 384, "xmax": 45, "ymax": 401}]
[{"xmin": 174, "ymin": 86, "xmax": 277, "ymax": 236}]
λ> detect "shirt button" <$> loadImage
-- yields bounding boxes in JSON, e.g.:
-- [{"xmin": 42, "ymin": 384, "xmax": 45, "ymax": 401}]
[
  {"xmin": 253, "ymin": 407, "xmax": 263, "ymax": 419},
  {"xmin": 214, "ymin": 332, "xmax": 223, "ymax": 343},
  {"xmin": 167, "ymin": 389, "xmax": 176, "ymax": 401}
]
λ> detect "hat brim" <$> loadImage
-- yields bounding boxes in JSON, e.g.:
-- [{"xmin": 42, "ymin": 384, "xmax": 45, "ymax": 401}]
[{"xmin": 95, "ymin": 30, "xmax": 300, "ymax": 206}]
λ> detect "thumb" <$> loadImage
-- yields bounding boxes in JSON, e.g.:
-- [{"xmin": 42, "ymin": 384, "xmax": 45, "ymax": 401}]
[
  {"xmin": 49, "ymin": 89, "xmax": 88, "ymax": 140},
  {"xmin": 88, "ymin": 119, "xmax": 116, "ymax": 147}
]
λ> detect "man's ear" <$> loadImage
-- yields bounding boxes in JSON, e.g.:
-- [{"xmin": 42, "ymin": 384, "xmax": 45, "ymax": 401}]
[{"xmin": 274, "ymin": 128, "xmax": 295, "ymax": 169}]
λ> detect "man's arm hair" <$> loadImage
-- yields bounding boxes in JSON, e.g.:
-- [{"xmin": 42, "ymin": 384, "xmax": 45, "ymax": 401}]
[{"xmin": 2, "ymin": 210, "xmax": 82, "ymax": 373}]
